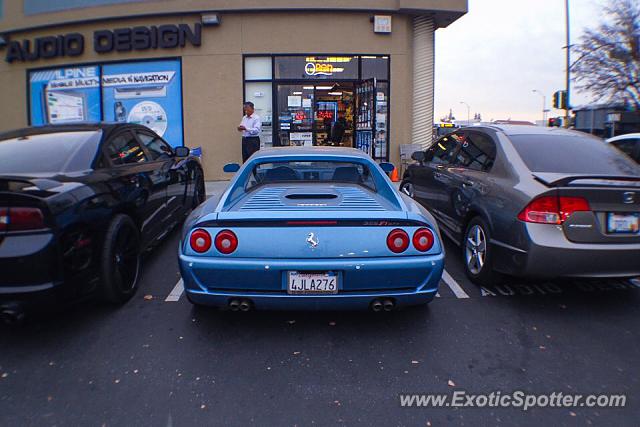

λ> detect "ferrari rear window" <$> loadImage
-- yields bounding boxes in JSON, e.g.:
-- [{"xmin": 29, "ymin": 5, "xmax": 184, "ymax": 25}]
[{"xmin": 247, "ymin": 161, "xmax": 377, "ymax": 191}]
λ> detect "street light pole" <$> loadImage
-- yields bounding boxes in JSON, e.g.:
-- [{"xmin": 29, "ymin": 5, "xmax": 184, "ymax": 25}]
[
  {"xmin": 460, "ymin": 101, "xmax": 471, "ymax": 125},
  {"xmin": 532, "ymin": 89, "xmax": 547, "ymax": 124}
]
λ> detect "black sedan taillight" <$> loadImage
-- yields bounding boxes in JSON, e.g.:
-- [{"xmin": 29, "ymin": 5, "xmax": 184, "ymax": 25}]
[{"xmin": 0, "ymin": 207, "xmax": 45, "ymax": 231}]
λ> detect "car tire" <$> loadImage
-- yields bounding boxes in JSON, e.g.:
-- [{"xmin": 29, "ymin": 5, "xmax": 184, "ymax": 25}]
[
  {"xmin": 462, "ymin": 217, "xmax": 500, "ymax": 286},
  {"xmin": 100, "ymin": 214, "xmax": 141, "ymax": 304},
  {"xmin": 192, "ymin": 168, "xmax": 206, "ymax": 208},
  {"xmin": 400, "ymin": 180, "xmax": 415, "ymax": 198}
]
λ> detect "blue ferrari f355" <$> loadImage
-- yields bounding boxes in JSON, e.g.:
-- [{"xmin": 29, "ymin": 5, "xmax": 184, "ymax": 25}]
[{"xmin": 178, "ymin": 147, "xmax": 444, "ymax": 311}]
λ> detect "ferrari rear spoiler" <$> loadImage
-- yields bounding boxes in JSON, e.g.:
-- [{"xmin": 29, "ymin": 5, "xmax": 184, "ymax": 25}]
[{"xmin": 533, "ymin": 173, "xmax": 640, "ymax": 187}]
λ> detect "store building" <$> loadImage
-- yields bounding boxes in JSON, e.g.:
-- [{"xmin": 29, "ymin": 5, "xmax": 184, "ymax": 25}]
[{"xmin": 0, "ymin": 1, "xmax": 467, "ymax": 179}]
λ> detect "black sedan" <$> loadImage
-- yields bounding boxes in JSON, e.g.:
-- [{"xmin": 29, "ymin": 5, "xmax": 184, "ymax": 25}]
[
  {"xmin": 401, "ymin": 125, "xmax": 640, "ymax": 285},
  {"xmin": 0, "ymin": 124, "xmax": 205, "ymax": 320}
]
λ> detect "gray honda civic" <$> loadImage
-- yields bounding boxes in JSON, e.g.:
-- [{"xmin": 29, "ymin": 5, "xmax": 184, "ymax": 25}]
[{"xmin": 401, "ymin": 125, "xmax": 640, "ymax": 285}]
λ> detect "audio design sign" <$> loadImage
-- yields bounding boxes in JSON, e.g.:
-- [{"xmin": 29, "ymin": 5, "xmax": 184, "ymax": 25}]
[{"xmin": 4, "ymin": 23, "xmax": 202, "ymax": 63}]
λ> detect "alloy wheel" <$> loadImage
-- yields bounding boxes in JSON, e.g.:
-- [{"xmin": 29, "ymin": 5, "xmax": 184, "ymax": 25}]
[
  {"xmin": 401, "ymin": 182, "xmax": 415, "ymax": 198},
  {"xmin": 465, "ymin": 224, "xmax": 487, "ymax": 275},
  {"xmin": 112, "ymin": 227, "xmax": 140, "ymax": 293}
]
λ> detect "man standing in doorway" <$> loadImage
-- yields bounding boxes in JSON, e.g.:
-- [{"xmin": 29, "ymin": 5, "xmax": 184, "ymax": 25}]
[{"xmin": 238, "ymin": 101, "xmax": 262, "ymax": 162}]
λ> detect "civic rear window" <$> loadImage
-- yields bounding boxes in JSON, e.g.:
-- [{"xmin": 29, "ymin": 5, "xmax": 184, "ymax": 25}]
[
  {"xmin": 509, "ymin": 134, "xmax": 640, "ymax": 175},
  {"xmin": 0, "ymin": 130, "xmax": 102, "ymax": 173},
  {"xmin": 247, "ymin": 161, "xmax": 377, "ymax": 191}
]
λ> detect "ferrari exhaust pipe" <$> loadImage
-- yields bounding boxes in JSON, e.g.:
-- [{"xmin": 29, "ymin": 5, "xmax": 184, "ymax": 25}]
[
  {"xmin": 228, "ymin": 299, "xmax": 241, "ymax": 311},
  {"xmin": 239, "ymin": 300, "xmax": 252, "ymax": 312},
  {"xmin": 370, "ymin": 299, "xmax": 383, "ymax": 312},
  {"xmin": 382, "ymin": 299, "xmax": 396, "ymax": 312}
]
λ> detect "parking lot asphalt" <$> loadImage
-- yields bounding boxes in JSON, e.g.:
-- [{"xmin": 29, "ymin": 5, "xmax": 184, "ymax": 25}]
[{"xmin": 1, "ymin": 184, "xmax": 639, "ymax": 426}]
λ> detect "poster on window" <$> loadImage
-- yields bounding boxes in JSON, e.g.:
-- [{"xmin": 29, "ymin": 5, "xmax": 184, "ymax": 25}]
[
  {"xmin": 102, "ymin": 60, "xmax": 184, "ymax": 147},
  {"xmin": 29, "ymin": 66, "xmax": 102, "ymax": 125}
]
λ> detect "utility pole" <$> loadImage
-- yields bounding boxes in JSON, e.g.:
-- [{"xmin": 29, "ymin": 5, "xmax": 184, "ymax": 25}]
[{"xmin": 565, "ymin": 0, "xmax": 571, "ymax": 128}]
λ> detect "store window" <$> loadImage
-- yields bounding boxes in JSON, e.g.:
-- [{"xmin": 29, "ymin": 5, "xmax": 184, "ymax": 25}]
[
  {"xmin": 244, "ymin": 57, "xmax": 272, "ymax": 81},
  {"xmin": 243, "ymin": 54, "xmax": 390, "ymax": 160},
  {"xmin": 361, "ymin": 56, "xmax": 389, "ymax": 80},
  {"xmin": 28, "ymin": 59, "xmax": 184, "ymax": 147},
  {"xmin": 275, "ymin": 56, "xmax": 358, "ymax": 80},
  {"xmin": 244, "ymin": 57, "xmax": 274, "ymax": 148}
]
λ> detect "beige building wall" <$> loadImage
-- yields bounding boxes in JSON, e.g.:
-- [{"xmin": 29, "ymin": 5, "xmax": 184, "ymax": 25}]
[{"xmin": 0, "ymin": 11, "xmax": 421, "ymax": 180}]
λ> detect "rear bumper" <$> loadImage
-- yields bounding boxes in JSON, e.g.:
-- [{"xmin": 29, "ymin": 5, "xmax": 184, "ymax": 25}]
[
  {"xmin": 179, "ymin": 254, "xmax": 444, "ymax": 310},
  {"xmin": 493, "ymin": 223, "xmax": 640, "ymax": 279},
  {"xmin": 0, "ymin": 232, "xmax": 65, "ymax": 305}
]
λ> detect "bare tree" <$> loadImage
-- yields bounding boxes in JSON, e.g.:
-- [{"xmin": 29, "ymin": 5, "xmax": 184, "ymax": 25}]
[{"xmin": 572, "ymin": 0, "xmax": 640, "ymax": 109}]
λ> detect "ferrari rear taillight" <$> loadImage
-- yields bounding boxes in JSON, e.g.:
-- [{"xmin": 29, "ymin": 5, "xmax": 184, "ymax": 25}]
[
  {"xmin": 190, "ymin": 229, "xmax": 212, "ymax": 253},
  {"xmin": 412, "ymin": 228, "xmax": 435, "ymax": 252},
  {"xmin": 518, "ymin": 196, "xmax": 590, "ymax": 224},
  {"xmin": 214, "ymin": 230, "xmax": 238, "ymax": 254},
  {"xmin": 0, "ymin": 207, "xmax": 45, "ymax": 231},
  {"xmin": 387, "ymin": 229, "xmax": 410, "ymax": 253}
]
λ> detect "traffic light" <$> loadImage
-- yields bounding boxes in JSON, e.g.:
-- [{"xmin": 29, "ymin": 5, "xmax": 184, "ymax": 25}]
[{"xmin": 552, "ymin": 90, "xmax": 567, "ymax": 109}]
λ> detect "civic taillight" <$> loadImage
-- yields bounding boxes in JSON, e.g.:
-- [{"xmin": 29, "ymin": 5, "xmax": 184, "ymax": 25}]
[
  {"xmin": 214, "ymin": 230, "xmax": 238, "ymax": 254},
  {"xmin": 0, "ymin": 207, "xmax": 45, "ymax": 231},
  {"xmin": 412, "ymin": 228, "xmax": 435, "ymax": 252},
  {"xmin": 190, "ymin": 229, "xmax": 212, "ymax": 253},
  {"xmin": 517, "ymin": 196, "xmax": 590, "ymax": 224},
  {"xmin": 386, "ymin": 229, "xmax": 410, "ymax": 253}
]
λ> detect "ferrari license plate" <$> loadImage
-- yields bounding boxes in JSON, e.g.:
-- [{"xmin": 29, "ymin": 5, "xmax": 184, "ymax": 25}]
[
  {"xmin": 606, "ymin": 213, "xmax": 639, "ymax": 234},
  {"xmin": 287, "ymin": 271, "xmax": 338, "ymax": 295}
]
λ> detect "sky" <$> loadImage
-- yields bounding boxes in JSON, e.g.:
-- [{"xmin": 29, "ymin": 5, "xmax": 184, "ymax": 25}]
[{"xmin": 434, "ymin": 0, "xmax": 605, "ymax": 123}]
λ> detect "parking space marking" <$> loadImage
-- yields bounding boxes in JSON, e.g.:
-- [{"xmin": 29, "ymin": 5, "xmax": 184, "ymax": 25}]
[
  {"xmin": 165, "ymin": 279, "xmax": 184, "ymax": 302},
  {"xmin": 442, "ymin": 270, "xmax": 470, "ymax": 299}
]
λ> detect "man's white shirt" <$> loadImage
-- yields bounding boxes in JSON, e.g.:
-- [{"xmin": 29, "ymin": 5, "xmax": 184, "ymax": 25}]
[{"xmin": 240, "ymin": 114, "xmax": 262, "ymax": 137}]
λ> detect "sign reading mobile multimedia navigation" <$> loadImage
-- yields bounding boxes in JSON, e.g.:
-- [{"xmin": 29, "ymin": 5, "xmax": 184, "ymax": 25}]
[{"xmin": 4, "ymin": 23, "xmax": 202, "ymax": 63}]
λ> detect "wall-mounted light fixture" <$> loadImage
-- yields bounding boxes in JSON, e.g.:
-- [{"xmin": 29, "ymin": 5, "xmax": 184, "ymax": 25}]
[{"xmin": 201, "ymin": 13, "xmax": 221, "ymax": 26}]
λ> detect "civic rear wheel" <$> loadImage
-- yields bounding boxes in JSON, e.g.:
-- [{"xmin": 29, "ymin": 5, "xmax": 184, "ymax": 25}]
[{"xmin": 462, "ymin": 217, "xmax": 499, "ymax": 286}]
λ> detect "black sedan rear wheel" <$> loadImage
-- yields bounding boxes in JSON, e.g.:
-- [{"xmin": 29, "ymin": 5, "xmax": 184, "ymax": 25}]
[
  {"xmin": 462, "ymin": 217, "xmax": 499, "ymax": 286},
  {"xmin": 100, "ymin": 214, "xmax": 141, "ymax": 304},
  {"xmin": 192, "ymin": 168, "xmax": 206, "ymax": 208}
]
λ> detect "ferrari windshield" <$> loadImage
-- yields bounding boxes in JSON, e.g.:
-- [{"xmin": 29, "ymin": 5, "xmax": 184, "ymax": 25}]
[{"xmin": 247, "ymin": 160, "xmax": 377, "ymax": 191}]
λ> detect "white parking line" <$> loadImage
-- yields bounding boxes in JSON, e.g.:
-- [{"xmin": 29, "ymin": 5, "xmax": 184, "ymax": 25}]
[
  {"xmin": 441, "ymin": 270, "xmax": 470, "ymax": 299},
  {"xmin": 165, "ymin": 279, "xmax": 184, "ymax": 302}
]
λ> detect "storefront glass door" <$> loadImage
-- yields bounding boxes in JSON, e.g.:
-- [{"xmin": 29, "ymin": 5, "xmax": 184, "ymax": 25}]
[
  {"xmin": 276, "ymin": 83, "xmax": 355, "ymax": 148},
  {"xmin": 276, "ymin": 84, "xmax": 314, "ymax": 147}
]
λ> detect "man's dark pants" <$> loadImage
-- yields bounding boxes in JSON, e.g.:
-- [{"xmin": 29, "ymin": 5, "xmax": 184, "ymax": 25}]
[{"xmin": 242, "ymin": 137, "xmax": 260, "ymax": 162}]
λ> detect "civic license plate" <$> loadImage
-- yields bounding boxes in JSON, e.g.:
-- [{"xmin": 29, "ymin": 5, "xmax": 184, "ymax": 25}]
[
  {"xmin": 607, "ymin": 213, "xmax": 640, "ymax": 234},
  {"xmin": 287, "ymin": 271, "xmax": 338, "ymax": 295}
]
